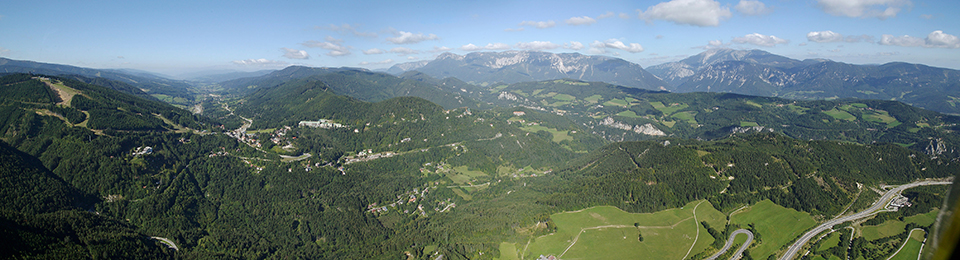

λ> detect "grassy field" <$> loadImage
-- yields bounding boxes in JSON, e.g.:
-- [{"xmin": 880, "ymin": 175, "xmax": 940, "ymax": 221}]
[
  {"xmin": 740, "ymin": 121, "xmax": 759, "ymax": 127},
  {"xmin": 862, "ymin": 221, "xmax": 907, "ymax": 241},
  {"xmin": 616, "ymin": 110, "xmax": 642, "ymax": 118},
  {"xmin": 861, "ymin": 110, "xmax": 902, "ymax": 128},
  {"xmin": 448, "ymin": 166, "xmax": 488, "ymax": 184},
  {"xmin": 889, "ymin": 230, "xmax": 925, "ymax": 260},
  {"xmin": 731, "ymin": 200, "xmax": 817, "ymax": 259},
  {"xmin": 672, "ymin": 111, "xmax": 697, "ymax": 125},
  {"xmin": 787, "ymin": 104, "xmax": 810, "ymax": 114},
  {"xmin": 584, "ymin": 95, "xmax": 602, "ymax": 103},
  {"xmin": 862, "ymin": 210, "xmax": 938, "ymax": 240},
  {"xmin": 519, "ymin": 125, "xmax": 573, "ymax": 143},
  {"xmin": 823, "ymin": 108, "xmax": 856, "ymax": 121},
  {"xmin": 745, "ymin": 100, "xmax": 763, "ymax": 108},
  {"xmin": 604, "ymin": 98, "xmax": 630, "ymax": 107},
  {"xmin": 649, "ymin": 101, "xmax": 666, "ymax": 109},
  {"xmin": 657, "ymin": 103, "xmax": 689, "ymax": 115},
  {"xmin": 497, "ymin": 242, "xmax": 519, "ymax": 260},
  {"xmin": 520, "ymin": 200, "xmax": 725, "ymax": 259},
  {"xmin": 552, "ymin": 93, "xmax": 576, "ymax": 101},
  {"xmin": 818, "ymin": 231, "xmax": 841, "ymax": 251}
]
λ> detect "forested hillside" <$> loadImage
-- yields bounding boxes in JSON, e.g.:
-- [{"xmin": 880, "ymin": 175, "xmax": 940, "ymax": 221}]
[
  {"xmin": 2, "ymin": 71, "xmax": 958, "ymax": 259},
  {"xmin": 0, "ymin": 141, "xmax": 174, "ymax": 259},
  {"xmin": 218, "ymin": 66, "xmax": 479, "ymax": 110}
]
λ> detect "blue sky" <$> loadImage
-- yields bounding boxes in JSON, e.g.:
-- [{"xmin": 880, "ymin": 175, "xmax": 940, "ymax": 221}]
[{"xmin": 1, "ymin": 0, "xmax": 957, "ymax": 76}]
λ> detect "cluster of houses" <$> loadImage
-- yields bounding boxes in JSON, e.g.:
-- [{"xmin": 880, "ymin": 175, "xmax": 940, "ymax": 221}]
[
  {"xmin": 366, "ymin": 186, "xmax": 449, "ymax": 217},
  {"xmin": 345, "ymin": 151, "xmax": 396, "ymax": 164},
  {"xmin": 298, "ymin": 119, "xmax": 343, "ymax": 129}
]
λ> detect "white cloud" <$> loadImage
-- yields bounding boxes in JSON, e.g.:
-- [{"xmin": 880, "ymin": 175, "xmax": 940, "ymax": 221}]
[
  {"xmin": 389, "ymin": 47, "xmax": 419, "ymax": 55},
  {"xmin": 431, "ymin": 46, "xmax": 452, "ymax": 52},
  {"xmin": 386, "ymin": 31, "xmax": 439, "ymax": 44},
  {"xmin": 590, "ymin": 39, "xmax": 644, "ymax": 53},
  {"xmin": 708, "ymin": 40, "xmax": 728, "ymax": 48},
  {"xmin": 407, "ymin": 56, "xmax": 418, "ymax": 60},
  {"xmin": 280, "ymin": 48, "xmax": 309, "ymax": 59},
  {"xmin": 504, "ymin": 27, "xmax": 525, "ymax": 32},
  {"xmin": 363, "ymin": 48, "xmax": 385, "ymax": 55},
  {"xmin": 732, "ymin": 33, "xmax": 789, "ymax": 47},
  {"xmin": 315, "ymin": 24, "xmax": 377, "ymax": 38},
  {"xmin": 301, "ymin": 39, "xmax": 352, "ymax": 56},
  {"xmin": 880, "ymin": 30, "xmax": 960, "ymax": 48},
  {"xmin": 694, "ymin": 40, "xmax": 730, "ymax": 49},
  {"xmin": 515, "ymin": 41, "xmax": 560, "ymax": 50},
  {"xmin": 519, "ymin": 20, "xmax": 556, "ymax": 29},
  {"xmin": 619, "ymin": 13, "xmax": 631, "ymax": 19},
  {"xmin": 485, "ymin": 43, "xmax": 511, "ymax": 50},
  {"xmin": 461, "ymin": 44, "xmax": 483, "ymax": 51},
  {"xmin": 460, "ymin": 43, "xmax": 511, "ymax": 52},
  {"xmin": 598, "ymin": 12, "xmax": 615, "ymax": 19},
  {"xmin": 807, "ymin": 31, "xmax": 844, "ymax": 42},
  {"xmin": 0, "ymin": 47, "xmax": 10, "ymax": 55},
  {"xmin": 807, "ymin": 31, "xmax": 875, "ymax": 43},
  {"xmin": 232, "ymin": 58, "xmax": 288, "ymax": 66},
  {"xmin": 566, "ymin": 16, "xmax": 597, "ymax": 25},
  {"xmin": 816, "ymin": 0, "xmax": 911, "ymax": 19},
  {"xmin": 565, "ymin": 41, "xmax": 585, "ymax": 50},
  {"xmin": 359, "ymin": 59, "xmax": 394, "ymax": 66},
  {"xmin": 920, "ymin": 14, "xmax": 933, "ymax": 19},
  {"xmin": 638, "ymin": 0, "xmax": 732, "ymax": 27},
  {"xmin": 735, "ymin": 0, "xmax": 772, "ymax": 15}
]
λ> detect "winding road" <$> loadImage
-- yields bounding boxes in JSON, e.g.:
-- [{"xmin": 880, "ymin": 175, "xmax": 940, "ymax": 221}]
[
  {"xmin": 778, "ymin": 180, "xmax": 951, "ymax": 260},
  {"xmin": 706, "ymin": 229, "xmax": 754, "ymax": 260}
]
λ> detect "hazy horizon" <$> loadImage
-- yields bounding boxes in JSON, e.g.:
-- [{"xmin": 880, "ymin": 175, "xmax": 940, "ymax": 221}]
[{"xmin": 2, "ymin": 0, "xmax": 958, "ymax": 75}]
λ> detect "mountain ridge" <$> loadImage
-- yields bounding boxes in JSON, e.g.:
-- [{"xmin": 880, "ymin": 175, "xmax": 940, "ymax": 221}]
[{"xmin": 388, "ymin": 50, "xmax": 670, "ymax": 91}]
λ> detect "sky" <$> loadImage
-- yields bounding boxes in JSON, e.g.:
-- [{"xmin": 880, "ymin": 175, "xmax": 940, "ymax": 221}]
[{"xmin": 0, "ymin": 0, "xmax": 958, "ymax": 77}]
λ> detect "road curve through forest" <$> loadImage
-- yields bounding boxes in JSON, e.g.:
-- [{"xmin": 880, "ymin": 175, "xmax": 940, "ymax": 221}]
[
  {"xmin": 705, "ymin": 229, "xmax": 754, "ymax": 260},
  {"xmin": 779, "ymin": 180, "xmax": 951, "ymax": 260}
]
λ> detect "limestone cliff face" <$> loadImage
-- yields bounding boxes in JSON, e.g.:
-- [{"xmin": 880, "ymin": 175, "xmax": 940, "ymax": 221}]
[{"xmin": 600, "ymin": 117, "xmax": 665, "ymax": 136}]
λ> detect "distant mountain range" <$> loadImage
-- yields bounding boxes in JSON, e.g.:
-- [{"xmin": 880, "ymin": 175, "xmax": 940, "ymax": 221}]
[
  {"xmin": 648, "ymin": 49, "xmax": 960, "ymax": 114},
  {"xmin": 388, "ymin": 49, "xmax": 960, "ymax": 115},
  {"xmin": 0, "ymin": 57, "xmax": 196, "ymax": 105},
  {"xmin": 646, "ymin": 49, "xmax": 818, "ymax": 87},
  {"xmin": 387, "ymin": 51, "xmax": 669, "ymax": 91}
]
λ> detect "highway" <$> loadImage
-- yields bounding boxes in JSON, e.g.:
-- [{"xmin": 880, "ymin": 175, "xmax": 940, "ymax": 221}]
[
  {"xmin": 778, "ymin": 180, "xmax": 952, "ymax": 260},
  {"xmin": 705, "ymin": 229, "xmax": 754, "ymax": 260}
]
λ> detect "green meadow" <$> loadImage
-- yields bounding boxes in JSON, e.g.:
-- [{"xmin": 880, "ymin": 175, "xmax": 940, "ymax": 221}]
[
  {"xmin": 730, "ymin": 200, "xmax": 816, "ymax": 259},
  {"xmin": 520, "ymin": 200, "xmax": 725, "ymax": 259}
]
